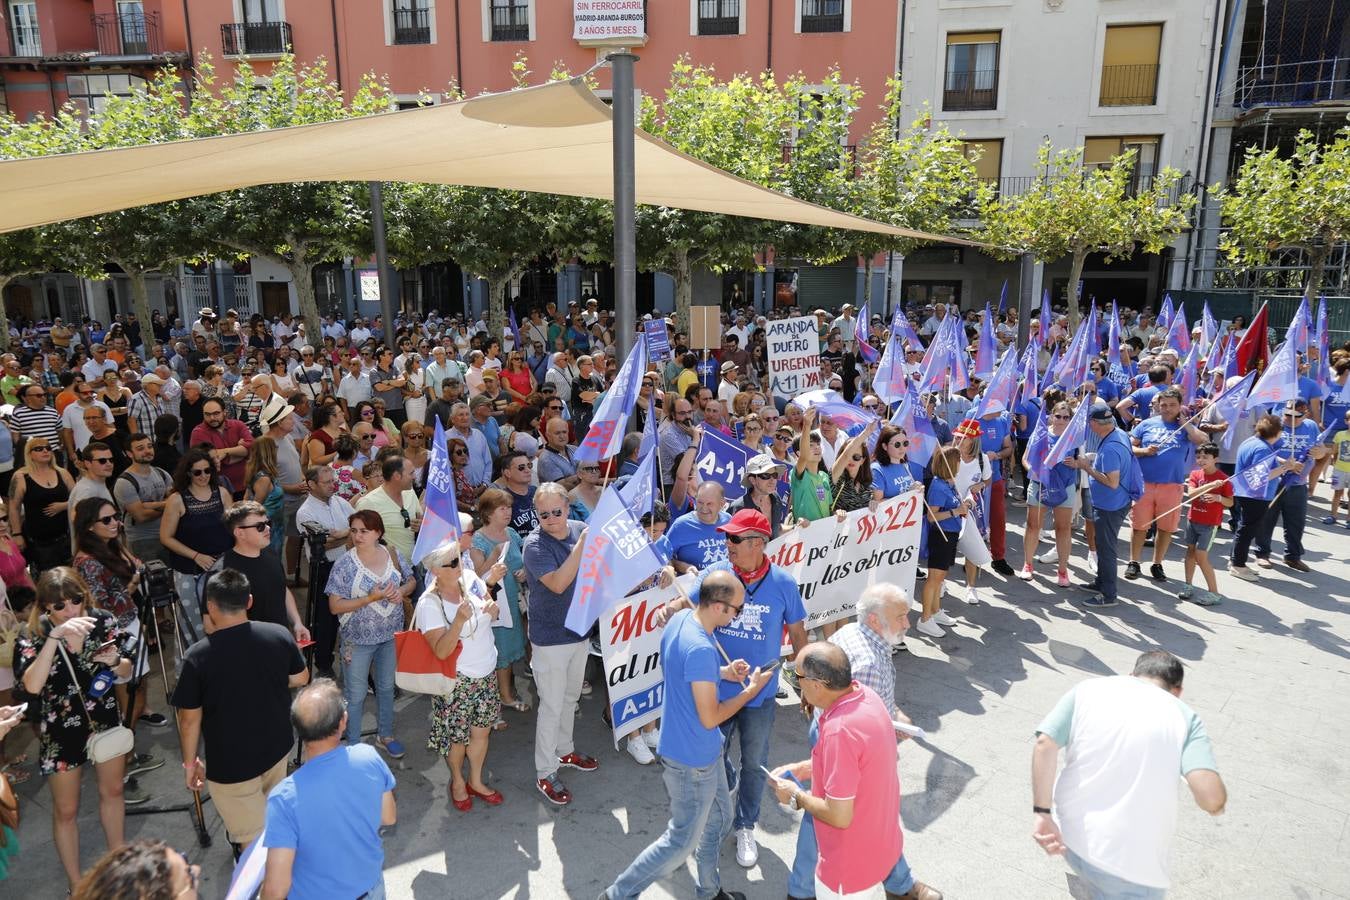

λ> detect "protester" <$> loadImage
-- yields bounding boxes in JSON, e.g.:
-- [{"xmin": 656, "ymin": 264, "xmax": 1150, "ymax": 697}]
[
  {"xmin": 9, "ymin": 435, "xmax": 76, "ymax": 570},
  {"xmin": 665, "ymin": 481, "xmax": 730, "ymax": 575},
  {"xmin": 1252, "ymin": 399, "xmax": 1325, "ymax": 572},
  {"xmin": 190, "ymin": 397, "xmax": 253, "ymax": 497},
  {"xmin": 219, "ymin": 501, "xmax": 310, "ymax": 641},
  {"xmin": 1178, "ymin": 443, "xmax": 1234, "ymax": 606},
  {"xmin": 919, "ymin": 447, "xmax": 969, "ymax": 637},
  {"xmin": 159, "ymin": 449, "xmax": 233, "ymax": 625},
  {"xmin": 1125, "ymin": 387, "xmax": 1207, "ymax": 582},
  {"xmin": 71, "ymin": 839, "xmax": 201, "ymax": 900},
  {"xmin": 1069, "ymin": 402, "xmax": 1135, "ymax": 607},
  {"xmin": 728, "ymin": 454, "xmax": 789, "ymax": 539},
  {"xmin": 1031, "ymin": 650, "xmax": 1226, "ymax": 898},
  {"xmin": 355, "ymin": 453, "xmax": 422, "ymax": 568},
  {"xmin": 1019, "ymin": 399, "xmax": 1079, "ymax": 585},
  {"xmin": 470, "ymin": 488, "xmax": 530, "ymax": 717},
  {"xmin": 261, "ymin": 679, "xmax": 397, "ymax": 900},
  {"xmin": 1229, "ymin": 414, "xmax": 1301, "ymax": 581}
]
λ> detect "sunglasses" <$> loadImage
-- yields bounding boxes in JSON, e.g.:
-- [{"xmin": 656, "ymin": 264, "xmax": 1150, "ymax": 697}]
[
  {"xmin": 890, "ymin": 440, "xmax": 909, "ymax": 448},
  {"xmin": 406, "ymin": 433, "xmax": 425, "ymax": 440},
  {"xmin": 400, "ymin": 509, "xmax": 412, "ymax": 528},
  {"xmin": 1052, "ymin": 414, "xmax": 1071, "ymax": 420},
  {"xmin": 752, "ymin": 471, "xmax": 777, "ymax": 480},
  {"xmin": 89, "ymin": 456, "xmax": 113, "ymax": 465},
  {"xmin": 32, "ymin": 445, "xmax": 52, "ymax": 453},
  {"xmin": 862, "ymin": 403, "xmax": 879, "ymax": 410},
  {"xmin": 238, "ymin": 521, "xmax": 271, "ymax": 532},
  {"xmin": 579, "ymin": 465, "xmax": 601, "ymax": 474},
  {"xmin": 46, "ymin": 599, "xmax": 84, "ymax": 613},
  {"xmin": 726, "ymin": 533, "xmax": 763, "ymax": 544},
  {"xmin": 850, "ymin": 454, "xmax": 864, "ymax": 462},
  {"xmin": 538, "ymin": 508, "xmax": 566, "ymax": 519},
  {"xmin": 361, "ymin": 410, "xmax": 375, "ymax": 417},
  {"xmin": 439, "ymin": 557, "xmax": 461, "ymax": 569}
]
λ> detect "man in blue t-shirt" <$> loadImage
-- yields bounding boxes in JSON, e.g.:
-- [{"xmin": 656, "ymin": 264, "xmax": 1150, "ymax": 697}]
[
  {"xmin": 664, "ymin": 508, "xmax": 810, "ymax": 869},
  {"xmin": 1254, "ymin": 399, "xmax": 1328, "ymax": 571},
  {"xmin": 663, "ymin": 481, "xmax": 731, "ymax": 574},
  {"xmin": 262, "ymin": 680, "xmax": 396, "ymax": 900},
  {"xmin": 1126, "ymin": 388, "xmax": 1207, "ymax": 582},
  {"xmin": 1117, "ymin": 364, "xmax": 1171, "ymax": 425},
  {"xmin": 1068, "ymin": 402, "xmax": 1133, "ymax": 609},
  {"xmin": 603, "ymin": 572, "xmax": 773, "ymax": 900}
]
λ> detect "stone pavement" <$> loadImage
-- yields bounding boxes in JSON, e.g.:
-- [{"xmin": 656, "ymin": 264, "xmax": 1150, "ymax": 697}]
[{"xmin": 4, "ymin": 494, "xmax": 1348, "ymax": 899}]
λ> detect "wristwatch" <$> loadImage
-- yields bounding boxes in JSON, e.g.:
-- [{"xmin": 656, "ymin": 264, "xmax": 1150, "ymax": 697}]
[{"xmin": 789, "ymin": 790, "xmax": 803, "ymax": 811}]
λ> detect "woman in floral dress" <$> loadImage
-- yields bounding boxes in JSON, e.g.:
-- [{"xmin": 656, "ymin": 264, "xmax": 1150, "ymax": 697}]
[{"xmin": 15, "ymin": 567, "xmax": 131, "ymax": 891}]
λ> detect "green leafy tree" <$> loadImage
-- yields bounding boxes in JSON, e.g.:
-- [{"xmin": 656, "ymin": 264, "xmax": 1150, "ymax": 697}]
[
  {"xmin": 0, "ymin": 228, "xmax": 65, "ymax": 351},
  {"xmin": 978, "ymin": 142, "xmax": 1195, "ymax": 327},
  {"xmin": 1219, "ymin": 124, "xmax": 1350, "ymax": 301}
]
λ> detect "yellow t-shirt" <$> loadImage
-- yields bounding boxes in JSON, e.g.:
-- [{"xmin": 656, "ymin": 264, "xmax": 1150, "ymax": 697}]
[
  {"xmin": 1331, "ymin": 428, "xmax": 1350, "ymax": 474},
  {"xmin": 675, "ymin": 368, "xmax": 699, "ymax": 400}
]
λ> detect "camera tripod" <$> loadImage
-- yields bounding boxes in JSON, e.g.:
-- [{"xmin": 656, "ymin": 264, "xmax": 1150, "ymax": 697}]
[{"xmin": 121, "ymin": 565, "xmax": 212, "ymax": 847}]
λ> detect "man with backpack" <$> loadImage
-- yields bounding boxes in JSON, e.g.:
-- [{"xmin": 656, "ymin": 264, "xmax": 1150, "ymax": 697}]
[
  {"xmin": 112, "ymin": 432, "xmax": 172, "ymax": 566},
  {"xmin": 1068, "ymin": 402, "xmax": 1142, "ymax": 608}
]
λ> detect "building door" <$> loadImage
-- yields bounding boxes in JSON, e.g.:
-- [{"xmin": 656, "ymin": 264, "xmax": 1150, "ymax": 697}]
[
  {"xmin": 8, "ymin": 2, "xmax": 40, "ymax": 56},
  {"xmin": 258, "ymin": 282, "xmax": 290, "ymax": 319},
  {"xmin": 117, "ymin": 1, "xmax": 147, "ymax": 54},
  {"xmin": 241, "ymin": 0, "xmax": 281, "ymax": 23}
]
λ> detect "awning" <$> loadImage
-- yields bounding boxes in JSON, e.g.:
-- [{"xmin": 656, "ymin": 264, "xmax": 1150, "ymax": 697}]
[{"xmin": 0, "ymin": 77, "xmax": 980, "ymax": 248}]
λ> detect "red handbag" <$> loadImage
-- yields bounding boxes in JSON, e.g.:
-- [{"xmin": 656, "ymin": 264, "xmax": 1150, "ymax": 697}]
[{"xmin": 394, "ymin": 596, "xmax": 461, "ymax": 696}]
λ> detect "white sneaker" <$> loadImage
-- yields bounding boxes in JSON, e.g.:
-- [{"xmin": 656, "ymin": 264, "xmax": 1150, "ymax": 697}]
[
  {"xmin": 1087, "ymin": 551, "xmax": 1098, "ymax": 570},
  {"xmin": 735, "ymin": 828, "xmax": 759, "ymax": 868},
  {"xmin": 1229, "ymin": 565, "xmax": 1259, "ymax": 582},
  {"xmin": 625, "ymin": 735, "xmax": 655, "ymax": 765},
  {"xmin": 1036, "ymin": 548, "xmax": 1059, "ymax": 564},
  {"xmin": 915, "ymin": 617, "xmax": 946, "ymax": 638},
  {"xmin": 967, "ymin": 586, "xmax": 985, "ymax": 605},
  {"xmin": 933, "ymin": 609, "xmax": 956, "ymax": 626},
  {"xmin": 642, "ymin": 728, "xmax": 660, "ymax": 751}
]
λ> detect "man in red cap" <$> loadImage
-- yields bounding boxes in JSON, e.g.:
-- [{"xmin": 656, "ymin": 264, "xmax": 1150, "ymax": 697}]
[{"xmin": 662, "ymin": 508, "xmax": 809, "ymax": 870}]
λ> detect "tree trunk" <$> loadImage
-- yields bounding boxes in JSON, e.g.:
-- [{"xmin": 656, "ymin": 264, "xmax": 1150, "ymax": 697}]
[
  {"xmin": 0, "ymin": 274, "xmax": 12, "ymax": 352},
  {"xmin": 673, "ymin": 248, "xmax": 693, "ymax": 337},
  {"xmin": 123, "ymin": 267, "xmax": 156, "ymax": 356},
  {"xmin": 487, "ymin": 275, "xmax": 510, "ymax": 348},
  {"xmin": 282, "ymin": 251, "xmax": 323, "ymax": 348},
  {"xmin": 1066, "ymin": 250, "xmax": 1088, "ymax": 331},
  {"xmin": 1304, "ymin": 242, "xmax": 1330, "ymax": 301}
]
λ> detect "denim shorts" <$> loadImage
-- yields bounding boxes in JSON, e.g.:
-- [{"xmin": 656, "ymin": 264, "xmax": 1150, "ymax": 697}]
[
  {"xmin": 1183, "ymin": 520, "xmax": 1220, "ymax": 550},
  {"xmin": 1028, "ymin": 481, "xmax": 1074, "ymax": 509}
]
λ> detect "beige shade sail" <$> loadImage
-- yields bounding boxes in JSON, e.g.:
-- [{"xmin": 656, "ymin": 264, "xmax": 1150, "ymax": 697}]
[{"xmin": 0, "ymin": 78, "xmax": 980, "ymax": 247}]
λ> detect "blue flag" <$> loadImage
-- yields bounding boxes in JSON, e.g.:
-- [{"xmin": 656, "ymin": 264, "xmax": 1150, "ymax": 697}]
[
  {"xmin": 1231, "ymin": 447, "xmax": 1279, "ymax": 499},
  {"xmin": 1025, "ymin": 403, "xmax": 1053, "ymax": 483},
  {"xmin": 1245, "ymin": 340, "xmax": 1299, "ymax": 409},
  {"xmin": 1312, "ymin": 297, "xmax": 1330, "ymax": 390},
  {"xmin": 1043, "ymin": 344, "xmax": 1062, "ymax": 389},
  {"xmin": 1039, "ymin": 289, "xmax": 1052, "ymax": 344},
  {"xmin": 564, "ymin": 483, "xmax": 669, "ymax": 635},
  {"xmin": 1107, "ymin": 299, "xmax": 1123, "ymax": 369},
  {"xmin": 1287, "ymin": 295, "xmax": 1312, "ymax": 348},
  {"xmin": 694, "ymin": 427, "xmax": 753, "ymax": 501},
  {"xmin": 618, "ymin": 444, "xmax": 663, "ymax": 517},
  {"xmin": 1201, "ymin": 302, "xmax": 1218, "ymax": 354},
  {"xmin": 638, "ymin": 391, "xmax": 659, "ymax": 460},
  {"xmin": 1178, "ymin": 341, "xmax": 1202, "ymax": 406},
  {"xmin": 872, "ymin": 328, "xmax": 908, "ymax": 405},
  {"xmin": 856, "ymin": 293, "xmax": 879, "ymax": 364},
  {"xmin": 1158, "ymin": 293, "xmax": 1175, "ymax": 332},
  {"xmin": 973, "ymin": 303, "xmax": 997, "ymax": 379},
  {"xmin": 411, "ymin": 418, "xmax": 462, "ymax": 565},
  {"xmin": 1208, "ymin": 371, "xmax": 1256, "ymax": 450},
  {"xmin": 1043, "ymin": 395, "xmax": 1090, "ymax": 471},
  {"xmin": 917, "ymin": 316, "xmax": 968, "ymax": 394},
  {"xmin": 894, "ymin": 308, "xmax": 925, "ymax": 353},
  {"xmin": 891, "ymin": 385, "xmax": 939, "ymax": 467},
  {"xmin": 1056, "ymin": 306, "xmax": 1097, "ymax": 388},
  {"xmin": 1165, "ymin": 303, "xmax": 1190, "ymax": 354},
  {"xmin": 1016, "ymin": 340, "xmax": 1040, "ymax": 409},
  {"xmin": 974, "ymin": 347, "xmax": 1018, "ymax": 419},
  {"xmin": 997, "ymin": 279, "xmax": 1009, "ymax": 316},
  {"xmin": 508, "ymin": 306, "xmax": 523, "ymax": 352},
  {"xmin": 577, "ymin": 338, "xmax": 648, "ymax": 463}
]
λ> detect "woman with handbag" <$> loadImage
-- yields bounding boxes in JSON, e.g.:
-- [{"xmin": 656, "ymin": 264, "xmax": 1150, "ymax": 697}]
[
  {"xmin": 325, "ymin": 509, "xmax": 416, "ymax": 760},
  {"xmin": 414, "ymin": 541, "xmax": 505, "ymax": 812},
  {"xmin": 14, "ymin": 567, "xmax": 133, "ymax": 892},
  {"xmin": 954, "ymin": 419, "xmax": 995, "ymax": 607}
]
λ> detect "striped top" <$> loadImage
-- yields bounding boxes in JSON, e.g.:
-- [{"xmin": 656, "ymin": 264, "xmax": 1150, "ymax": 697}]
[{"xmin": 9, "ymin": 403, "xmax": 62, "ymax": 449}]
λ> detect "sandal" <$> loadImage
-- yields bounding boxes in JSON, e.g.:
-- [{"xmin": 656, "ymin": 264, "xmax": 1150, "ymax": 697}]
[
  {"xmin": 492, "ymin": 717, "xmax": 509, "ymax": 731},
  {"xmin": 503, "ymin": 698, "xmax": 531, "ymax": 713}
]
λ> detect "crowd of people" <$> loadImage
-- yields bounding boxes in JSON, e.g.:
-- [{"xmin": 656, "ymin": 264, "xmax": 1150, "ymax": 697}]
[{"xmin": 0, "ymin": 291, "xmax": 1338, "ymax": 898}]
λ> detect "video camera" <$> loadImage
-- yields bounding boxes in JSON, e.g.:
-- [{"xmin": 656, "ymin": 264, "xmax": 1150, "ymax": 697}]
[{"xmin": 141, "ymin": 559, "xmax": 178, "ymax": 610}]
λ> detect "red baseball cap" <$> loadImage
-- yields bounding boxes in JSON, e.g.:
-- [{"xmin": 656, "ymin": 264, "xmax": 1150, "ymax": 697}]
[{"xmin": 717, "ymin": 509, "xmax": 771, "ymax": 539}]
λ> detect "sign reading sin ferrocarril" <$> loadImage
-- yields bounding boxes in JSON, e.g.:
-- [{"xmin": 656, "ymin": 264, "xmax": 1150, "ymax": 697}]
[{"xmin": 572, "ymin": 0, "xmax": 645, "ymax": 41}]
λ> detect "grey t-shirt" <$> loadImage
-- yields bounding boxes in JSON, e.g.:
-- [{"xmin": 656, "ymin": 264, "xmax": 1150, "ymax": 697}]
[{"xmin": 112, "ymin": 466, "xmax": 172, "ymax": 544}]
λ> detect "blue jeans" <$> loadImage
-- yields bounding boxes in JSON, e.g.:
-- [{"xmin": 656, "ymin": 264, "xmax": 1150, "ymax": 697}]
[
  {"xmin": 343, "ymin": 638, "xmax": 396, "ymax": 744},
  {"xmin": 606, "ymin": 756, "xmax": 733, "ymax": 900},
  {"xmin": 1065, "ymin": 848, "xmax": 1166, "ymax": 899},
  {"xmin": 788, "ymin": 811, "xmax": 913, "ymax": 898},
  {"xmin": 1091, "ymin": 504, "xmax": 1130, "ymax": 601},
  {"xmin": 721, "ymin": 700, "xmax": 776, "ymax": 830},
  {"xmin": 361, "ymin": 877, "xmax": 386, "ymax": 900},
  {"xmin": 1255, "ymin": 482, "xmax": 1308, "ymax": 561}
]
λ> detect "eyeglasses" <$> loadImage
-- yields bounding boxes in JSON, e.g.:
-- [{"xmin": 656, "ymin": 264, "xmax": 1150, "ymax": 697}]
[
  {"xmin": 850, "ymin": 454, "xmax": 864, "ymax": 462},
  {"xmin": 718, "ymin": 600, "xmax": 745, "ymax": 615},
  {"xmin": 513, "ymin": 463, "xmax": 530, "ymax": 471},
  {"xmin": 579, "ymin": 465, "xmax": 601, "ymax": 474},
  {"xmin": 726, "ymin": 533, "xmax": 763, "ymax": 544},
  {"xmin": 538, "ymin": 508, "xmax": 566, "ymax": 519},
  {"xmin": 862, "ymin": 403, "xmax": 879, "ymax": 410},
  {"xmin": 238, "ymin": 521, "xmax": 271, "ymax": 533},
  {"xmin": 360, "ymin": 434, "xmax": 376, "ymax": 442},
  {"xmin": 752, "ymin": 472, "xmax": 777, "ymax": 480},
  {"xmin": 889, "ymin": 440, "xmax": 909, "ymax": 449},
  {"xmin": 1284, "ymin": 411, "xmax": 1306, "ymax": 418},
  {"xmin": 452, "ymin": 448, "xmax": 468, "ymax": 456},
  {"xmin": 190, "ymin": 466, "xmax": 212, "ymax": 476}
]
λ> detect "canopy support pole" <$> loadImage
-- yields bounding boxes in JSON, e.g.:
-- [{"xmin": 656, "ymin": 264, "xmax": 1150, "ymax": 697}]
[{"xmin": 610, "ymin": 49, "xmax": 638, "ymax": 372}]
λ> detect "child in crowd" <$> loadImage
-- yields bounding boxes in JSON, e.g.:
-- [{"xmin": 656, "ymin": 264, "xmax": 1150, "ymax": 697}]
[
  {"xmin": 1179, "ymin": 443, "xmax": 1234, "ymax": 606},
  {"xmin": 918, "ymin": 446, "xmax": 968, "ymax": 638},
  {"xmin": 1320, "ymin": 409, "xmax": 1350, "ymax": 527}
]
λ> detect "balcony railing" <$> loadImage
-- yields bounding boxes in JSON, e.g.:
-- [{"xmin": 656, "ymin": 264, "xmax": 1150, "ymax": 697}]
[
  {"xmin": 698, "ymin": 16, "xmax": 739, "ymax": 35},
  {"xmin": 220, "ymin": 21, "xmax": 292, "ymax": 57},
  {"xmin": 5, "ymin": 22, "xmax": 41, "ymax": 57},
  {"xmin": 981, "ymin": 173, "xmax": 1193, "ymax": 206},
  {"xmin": 1099, "ymin": 64, "xmax": 1159, "ymax": 106},
  {"xmin": 490, "ymin": 4, "xmax": 529, "ymax": 42},
  {"xmin": 92, "ymin": 10, "xmax": 162, "ymax": 56},
  {"xmin": 801, "ymin": 0, "xmax": 843, "ymax": 33},
  {"xmin": 1232, "ymin": 56, "xmax": 1350, "ymax": 109},
  {"xmin": 393, "ymin": 7, "xmax": 431, "ymax": 44},
  {"xmin": 943, "ymin": 69, "xmax": 999, "ymax": 111}
]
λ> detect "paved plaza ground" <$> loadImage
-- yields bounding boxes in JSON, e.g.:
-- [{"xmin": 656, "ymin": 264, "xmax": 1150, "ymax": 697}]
[{"xmin": 5, "ymin": 495, "xmax": 1348, "ymax": 899}]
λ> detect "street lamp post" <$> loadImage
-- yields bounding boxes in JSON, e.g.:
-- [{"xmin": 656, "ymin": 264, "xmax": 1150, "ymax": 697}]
[{"xmin": 610, "ymin": 50, "xmax": 638, "ymax": 363}]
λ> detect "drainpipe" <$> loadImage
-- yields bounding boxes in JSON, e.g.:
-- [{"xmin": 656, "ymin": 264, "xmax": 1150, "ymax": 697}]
[
  {"xmin": 329, "ymin": 0, "xmax": 343, "ymax": 90},
  {"xmin": 766, "ymin": 0, "xmax": 774, "ymax": 73},
  {"xmin": 180, "ymin": 0, "xmax": 195, "ymax": 61},
  {"xmin": 454, "ymin": 0, "xmax": 463, "ymax": 93},
  {"xmin": 1187, "ymin": 0, "xmax": 1234, "ymax": 289}
]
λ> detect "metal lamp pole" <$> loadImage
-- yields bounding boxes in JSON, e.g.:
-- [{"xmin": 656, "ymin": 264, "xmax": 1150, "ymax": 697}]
[{"xmin": 609, "ymin": 49, "xmax": 638, "ymax": 362}]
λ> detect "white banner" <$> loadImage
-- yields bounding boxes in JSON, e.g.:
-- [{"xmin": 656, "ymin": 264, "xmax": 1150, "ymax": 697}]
[
  {"xmin": 599, "ymin": 491, "xmax": 923, "ymax": 743},
  {"xmin": 572, "ymin": 0, "xmax": 645, "ymax": 41},
  {"xmin": 766, "ymin": 315, "xmax": 822, "ymax": 401}
]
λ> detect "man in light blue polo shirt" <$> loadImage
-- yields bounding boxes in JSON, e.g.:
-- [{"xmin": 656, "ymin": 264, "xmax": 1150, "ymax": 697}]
[{"xmin": 1069, "ymin": 402, "xmax": 1134, "ymax": 608}]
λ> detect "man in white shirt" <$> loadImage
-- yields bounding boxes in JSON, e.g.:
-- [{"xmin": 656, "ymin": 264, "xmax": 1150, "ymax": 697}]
[
  {"xmin": 349, "ymin": 319, "xmax": 372, "ymax": 346},
  {"xmin": 272, "ymin": 315, "xmax": 294, "ymax": 348},
  {"xmin": 545, "ymin": 351, "xmax": 576, "ymax": 400},
  {"xmin": 61, "ymin": 382, "xmax": 113, "ymax": 458},
  {"xmin": 1032, "ymin": 650, "xmax": 1226, "ymax": 898},
  {"xmin": 295, "ymin": 464, "xmax": 354, "ymax": 679},
  {"xmin": 830, "ymin": 304, "xmax": 858, "ymax": 349},
  {"xmin": 82, "ymin": 344, "xmax": 119, "ymax": 384},
  {"xmin": 920, "ymin": 304, "xmax": 949, "ymax": 338},
  {"xmin": 322, "ymin": 316, "xmax": 347, "ymax": 340},
  {"xmin": 335, "ymin": 357, "xmax": 372, "ymax": 418},
  {"xmin": 464, "ymin": 351, "xmax": 487, "ymax": 397}
]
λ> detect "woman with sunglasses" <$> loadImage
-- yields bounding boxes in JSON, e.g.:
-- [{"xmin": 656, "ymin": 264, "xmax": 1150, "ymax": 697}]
[
  {"xmin": 739, "ymin": 412, "xmax": 768, "ymax": 456},
  {"xmin": 729, "ymin": 454, "xmax": 788, "ymax": 540},
  {"xmin": 401, "ymin": 421, "xmax": 430, "ymax": 490},
  {"xmin": 1019, "ymin": 399, "xmax": 1081, "ymax": 586},
  {"xmin": 829, "ymin": 420, "xmax": 877, "ymax": 515},
  {"xmin": 244, "ymin": 438, "xmax": 286, "ymax": 556},
  {"xmin": 305, "ymin": 402, "xmax": 344, "ymax": 469},
  {"xmin": 269, "ymin": 354, "xmax": 295, "ymax": 398},
  {"xmin": 447, "ymin": 437, "xmax": 479, "ymax": 515},
  {"xmin": 73, "ymin": 838, "xmax": 200, "ymax": 899},
  {"xmin": 872, "ymin": 425, "xmax": 924, "ymax": 502},
  {"xmin": 15, "ymin": 568, "xmax": 131, "ymax": 892},
  {"xmin": 471, "ymin": 488, "xmax": 530, "ymax": 720},
  {"xmin": 415, "ymin": 539, "xmax": 506, "ymax": 811},
  {"xmin": 160, "ymin": 449, "xmax": 234, "ymax": 625},
  {"xmin": 325, "ymin": 509, "xmax": 415, "ymax": 761},
  {"xmin": 501, "ymin": 351, "xmax": 536, "ymax": 405},
  {"xmin": 9, "ymin": 436, "xmax": 77, "ymax": 571}
]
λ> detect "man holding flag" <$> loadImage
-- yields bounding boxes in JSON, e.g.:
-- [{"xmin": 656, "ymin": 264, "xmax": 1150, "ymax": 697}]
[
  {"xmin": 1125, "ymin": 388, "xmax": 1207, "ymax": 583},
  {"xmin": 1251, "ymin": 399, "xmax": 1326, "ymax": 573}
]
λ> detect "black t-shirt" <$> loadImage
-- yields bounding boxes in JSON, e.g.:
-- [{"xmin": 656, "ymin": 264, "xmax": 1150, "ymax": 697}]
[
  {"xmin": 170, "ymin": 621, "xmax": 304, "ymax": 783},
  {"xmin": 222, "ymin": 549, "xmax": 289, "ymax": 629}
]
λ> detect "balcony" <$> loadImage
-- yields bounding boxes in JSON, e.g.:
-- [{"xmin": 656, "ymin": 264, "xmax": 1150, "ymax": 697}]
[
  {"xmin": 1099, "ymin": 64, "xmax": 1159, "ymax": 106},
  {"xmin": 943, "ymin": 69, "xmax": 998, "ymax": 111},
  {"xmin": 92, "ymin": 11, "xmax": 162, "ymax": 56},
  {"xmin": 801, "ymin": 0, "xmax": 843, "ymax": 33},
  {"xmin": 393, "ymin": 7, "xmax": 431, "ymax": 45},
  {"xmin": 490, "ymin": 5, "xmax": 529, "ymax": 42},
  {"xmin": 1232, "ymin": 57, "xmax": 1350, "ymax": 110},
  {"xmin": 982, "ymin": 172, "xmax": 1193, "ymax": 206},
  {"xmin": 698, "ymin": 16, "xmax": 738, "ymax": 35},
  {"xmin": 220, "ymin": 21, "xmax": 292, "ymax": 57}
]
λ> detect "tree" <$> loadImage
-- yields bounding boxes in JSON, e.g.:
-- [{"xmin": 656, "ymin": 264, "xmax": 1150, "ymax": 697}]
[
  {"xmin": 978, "ymin": 142, "xmax": 1195, "ymax": 327},
  {"xmin": 0, "ymin": 228, "xmax": 59, "ymax": 351},
  {"xmin": 1219, "ymin": 124, "xmax": 1350, "ymax": 301}
]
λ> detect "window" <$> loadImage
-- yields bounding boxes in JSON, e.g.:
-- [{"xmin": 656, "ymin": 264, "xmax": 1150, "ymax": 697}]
[
  {"xmin": 115, "ymin": 1, "xmax": 148, "ymax": 54},
  {"xmin": 66, "ymin": 73, "xmax": 147, "ymax": 118},
  {"xmin": 490, "ymin": 0, "xmax": 529, "ymax": 42},
  {"xmin": 961, "ymin": 139, "xmax": 1002, "ymax": 183},
  {"xmin": 800, "ymin": 0, "xmax": 844, "ymax": 33},
  {"xmin": 8, "ymin": 1, "xmax": 40, "ymax": 56},
  {"xmin": 1085, "ymin": 134, "xmax": 1160, "ymax": 193},
  {"xmin": 944, "ymin": 32, "xmax": 1000, "ymax": 111},
  {"xmin": 1100, "ymin": 24, "xmax": 1161, "ymax": 106},
  {"xmin": 697, "ymin": 0, "xmax": 739, "ymax": 36},
  {"xmin": 223, "ymin": 0, "xmax": 289, "ymax": 55},
  {"xmin": 393, "ymin": 0, "xmax": 431, "ymax": 44}
]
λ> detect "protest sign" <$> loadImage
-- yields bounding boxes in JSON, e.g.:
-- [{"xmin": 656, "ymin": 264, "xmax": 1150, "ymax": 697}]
[
  {"xmin": 598, "ymin": 493, "xmax": 922, "ymax": 743},
  {"xmin": 694, "ymin": 427, "xmax": 752, "ymax": 500},
  {"xmin": 644, "ymin": 319, "xmax": 672, "ymax": 361},
  {"xmin": 766, "ymin": 315, "xmax": 821, "ymax": 401}
]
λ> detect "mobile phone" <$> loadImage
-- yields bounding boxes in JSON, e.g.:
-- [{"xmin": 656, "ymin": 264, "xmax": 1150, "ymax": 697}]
[
  {"xmin": 96, "ymin": 639, "xmax": 118, "ymax": 653},
  {"xmin": 7, "ymin": 703, "xmax": 27, "ymax": 718},
  {"xmin": 760, "ymin": 659, "xmax": 781, "ymax": 673},
  {"xmin": 760, "ymin": 764, "xmax": 802, "ymax": 788}
]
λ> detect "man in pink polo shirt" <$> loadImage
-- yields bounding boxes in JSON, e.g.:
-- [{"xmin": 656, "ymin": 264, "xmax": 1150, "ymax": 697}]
[{"xmin": 771, "ymin": 642, "xmax": 901, "ymax": 900}]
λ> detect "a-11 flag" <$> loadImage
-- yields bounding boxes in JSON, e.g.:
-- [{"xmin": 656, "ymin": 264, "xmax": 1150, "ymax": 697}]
[
  {"xmin": 576, "ymin": 337, "xmax": 648, "ymax": 463},
  {"xmin": 1312, "ymin": 297, "xmax": 1330, "ymax": 389},
  {"xmin": 1287, "ymin": 295, "xmax": 1312, "ymax": 348},
  {"xmin": 872, "ymin": 326, "xmax": 908, "ymax": 405},
  {"xmin": 411, "ymin": 418, "xmax": 462, "ymax": 565},
  {"xmin": 973, "ymin": 347, "xmax": 1018, "ymax": 419},
  {"xmin": 1245, "ymin": 339, "xmax": 1299, "ymax": 409},
  {"xmin": 1165, "ymin": 303, "xmax": 1190, "ymax": 354},
  {"xmin": 1038, "ymin": 289, "xmax": 1053, "ymax": 344},
  {"xmin": 1201, "ymin": 302, "xmax": 1219, "ymax": 354},
  {"xmin": 1107, "ymin": 300, "xmax": 1123, "ymax": 369},
  {"xmin": 1158, "ymin": 293, "xmax": 1175, "ymax": 332},
  {"xmin": 890, "ymin": 385, "xmax": 939, "ymax": 467},
  {"xmin": 857, "ymin": 293, "xmax": 879, "ymax": 363},
  {"xmin": 564, "ymin": 480, "xmax": 669, "ymax": 635},
  {"xmin": 1208, "ymin": 371, "xmax": 1255, "ymax": 450},
  {"xmin": 1177, "ymin": 340, "xmax": 1202, "ymax": 406},
  {"xmin": 1043, "ymin": 393, "xmax": 1090, "ymax": 471}
]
